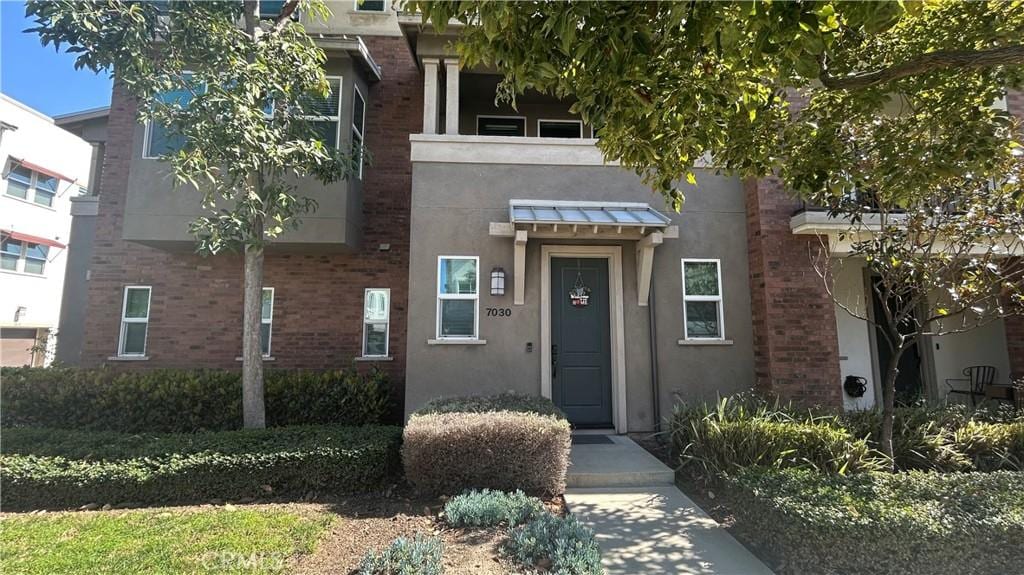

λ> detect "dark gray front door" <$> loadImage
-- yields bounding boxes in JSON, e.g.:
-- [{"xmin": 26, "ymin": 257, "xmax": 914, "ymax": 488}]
[{"xmin": 551, "ymin": 257, "xmax": 612, "ymax": 428}]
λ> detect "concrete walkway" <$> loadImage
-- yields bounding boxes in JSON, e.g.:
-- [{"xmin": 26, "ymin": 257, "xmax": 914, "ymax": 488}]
[{"xmin": 564, "ymin": 436, "xmax": 773, "ymax": 575}]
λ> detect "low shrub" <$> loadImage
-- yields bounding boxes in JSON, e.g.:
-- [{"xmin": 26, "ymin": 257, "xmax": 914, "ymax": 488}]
[
  {"xmin": 954, "ymin": 420, "xmax": 1024, "ymax": 471},
  {"xmin": 0, "ymin": 366, "xmax": 391, "ymax": 432},
  {"xmin": 443, "ymin": 489, "xmax": 545, "ymax": 528},
  {"xmin": 403, "ymin": 410, "xmax": 570, "ymax": 496},
  {"xmin": 723, "ymin": 467, "xmax": 1024, "ymax": 575},
  {"xmin": 0, "ymin": 425, "xmax": 402, "ymax": 510},
  {"xmin": 673, "ymin": 395, "xmax": 1024, "ymax": 475},
  {"xmin": 671, "ymin": 396, "xmax": 879, "ymax": 475},
  {"xmin": 503, "ymin": 513, "xmax": 603, "ymax": 575},
  {"xmin": 358, "ymin": 534, "xmax": 443, "ymax": 575},
  {"xmin": 413, "ymin": 392, "xmax": 566, "ymax": 419}
]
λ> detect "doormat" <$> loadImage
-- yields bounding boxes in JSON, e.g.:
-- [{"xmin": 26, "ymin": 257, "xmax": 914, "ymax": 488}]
[{"xmin": 571, "ymin": 435, "xmax": 614, "ymax": 445}]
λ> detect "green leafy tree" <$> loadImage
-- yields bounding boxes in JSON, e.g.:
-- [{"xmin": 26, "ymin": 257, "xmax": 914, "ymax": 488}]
[
  {"xmin": 411, "ymin": 0, "xmax": 1024, "ymax": 463},
  {"xmin": 28, "ymin": 0, "xmax": 358, "ymax": 428},
  {"xmin": 813, "ymin": 185, "xmax": 1024, "ymax": 465}
]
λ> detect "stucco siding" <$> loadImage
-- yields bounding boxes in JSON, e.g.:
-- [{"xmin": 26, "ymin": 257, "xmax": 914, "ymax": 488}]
[{"xmin": 405, "ymin": 161, "xmax": 754, "ymax": 431}]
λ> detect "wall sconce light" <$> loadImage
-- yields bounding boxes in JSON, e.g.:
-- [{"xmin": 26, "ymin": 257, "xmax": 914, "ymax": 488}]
[{"xmin": 490, "ymin": 267, "xmax": 506, "ymax": 296}]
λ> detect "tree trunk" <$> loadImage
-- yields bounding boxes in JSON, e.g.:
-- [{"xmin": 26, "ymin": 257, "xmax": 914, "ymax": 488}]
[
  {"xmin": 242, "ymin": 218, "xmax": 266, "ymax": 429},
  {"xmin": 878, "ymin": 344, "xmax": 907, "ymax": 471}
]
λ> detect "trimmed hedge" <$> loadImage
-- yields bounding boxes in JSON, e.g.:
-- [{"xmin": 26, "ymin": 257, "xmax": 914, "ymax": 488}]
[
  {"xmin": 403, "ymin": 410, "xmax": 570, "ymax": 496},
  {"xmin": 0, "ymin": 367, "xmax": 391, "ymax": 432},
  {"xmin": 723, "ymin": 468, "xmax": 1024, "ymax": 575},
  {"xmin": 0, "ymin": 425, "xmax": 402, "ymax": 510},
  {"xmin": 413, "ymin": 392, "xmax": 566, "ymax": 419}
]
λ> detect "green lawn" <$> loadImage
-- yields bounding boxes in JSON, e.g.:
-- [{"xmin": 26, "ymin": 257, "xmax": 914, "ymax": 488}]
[{"xmin": 0, "ymin": 506, "xmax": 333, "ymax": 575}]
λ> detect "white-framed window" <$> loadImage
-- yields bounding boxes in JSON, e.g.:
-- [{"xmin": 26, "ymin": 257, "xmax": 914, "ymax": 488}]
[
  {"xmin": 3, "ymin": 163, "xmax": 59, "ymax": 207},
  {"xmin": 143, "ymin": 72, "xmax": 205, "ymax": 158},
  {"xmin": 351, "ymin": 85, "xmax": 366, "ymax": 179},
  {"xmin": 354, "ymin": 0, "xmax": 386, "ymax": 12},
  {"xmin": 681, "ymin": 259, "xmax": 725, "ymax": 340},
  {"xmin": 301, "ymin": 75, "xmax": 343, "ymax": 148},
  {"xmin": 537, "ymin": 119, "xmax": 583, "ymax": 139},
  {"xmin": 477, "ymin": 115, "xmax": 527, "ymax": 137},
  {"xmin": 118, "ymin": 286, "xmax": 152, "ymax": 356},
  {"xmin": 0, "ymin": 238, "xmax": 49, "ymax": 275},
  {"xmin": 261, "ymin": 287, "xmax": 274, "ymax": 357},
  {"xmin": 436, "ymin": 256, "xmax": 479, "ymax": 339},
  {"xmin": 362, "ymin": 288, "xmax": 390, "ymax": 357}
]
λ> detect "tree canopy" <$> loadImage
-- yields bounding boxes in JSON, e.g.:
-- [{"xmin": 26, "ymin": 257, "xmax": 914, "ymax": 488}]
[{"xmin": 412, "ymin": 0, "xmax": 1024, "ymax": 210}]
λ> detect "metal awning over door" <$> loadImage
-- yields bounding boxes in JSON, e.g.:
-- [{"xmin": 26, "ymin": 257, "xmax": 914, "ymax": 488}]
[{"xmin": 490, "ymin": 200, "xmax": 678, "ymax": 306}]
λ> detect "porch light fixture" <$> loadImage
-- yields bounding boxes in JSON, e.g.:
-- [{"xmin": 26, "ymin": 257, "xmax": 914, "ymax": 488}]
[{"xmin": 490, "ymin": 267, "xmax": 506, "ymax": 296}]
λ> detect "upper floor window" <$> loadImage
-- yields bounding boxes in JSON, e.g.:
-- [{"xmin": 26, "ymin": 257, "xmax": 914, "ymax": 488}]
[
  {"xmin": 538, "ymin": 119, "xmax": 583, "ymax": 139},
  {"xmin": 352, "ymin": 86, "xmax": 366, "ymax": 178},
  {"xmin": 437, "ymin": 256, "xmax": 479, "ymax": 339},
  {"xmin": 144, "ymin": 73, "xmax": 204, "ymax": 158},
  {"xmin": 302, "ymin": 76, "xmax": 343, "ymax": 148},
  {"xmin": 355, "ymin": 0, "xmax": 386, "ymax": 12},
  {"xmin": 4, "ymin": 164, "xmax": 59, "ymax": 207},
  {"xmin": 681, "ymin": 259, "xmax": 724, "ymax": 340},
  {"xmin": 1, "ymin": 238, "xmax": 48, "ymax": 275},
  {"xmin": 478, "ymin": 116, "xmax": 525, "ymax": 137}
]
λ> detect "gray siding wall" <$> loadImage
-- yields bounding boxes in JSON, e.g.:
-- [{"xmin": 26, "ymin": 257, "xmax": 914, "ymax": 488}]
[
  {"xmin": 55, "ymin": 197, "xmax": 99, "ymax": 365},
  {"xmin": 120, "ymin": 57, "xmax": 365, "ymax": 249},
  {"xmin": 405, "ymin": 163, "xmax": 755, "ymax": 431}
]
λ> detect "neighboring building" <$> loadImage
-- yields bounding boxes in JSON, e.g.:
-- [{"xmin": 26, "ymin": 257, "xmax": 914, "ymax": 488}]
[
  {"xmin": 64, "ymin": 2, "xmax": 1023, "ymax": 430},
  {"xmin": 0, "ymin": 94, "xmax": 93, "ymax": 366},
  {"xmin": 53, "ymin": 107, "xmax": 109, "ymax": 365}
]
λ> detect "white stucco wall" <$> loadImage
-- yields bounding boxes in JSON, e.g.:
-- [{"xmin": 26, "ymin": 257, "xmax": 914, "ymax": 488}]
[
  {"xmin": 0, "ymin": 94, "xmax": 93, "ymax": 364},
  {"xmin": 831, "ymin": 259, "xmax": 877, "ymax": 411},
  {"xmin": 931, "ymin": 315, "xmax": 1012, "ymax": 399}
]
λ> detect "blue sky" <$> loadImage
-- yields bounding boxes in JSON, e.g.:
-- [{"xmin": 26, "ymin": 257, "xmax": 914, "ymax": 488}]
[{"xmin": 1, "ymin": 1, "xmax": 112, "ymax": 117}]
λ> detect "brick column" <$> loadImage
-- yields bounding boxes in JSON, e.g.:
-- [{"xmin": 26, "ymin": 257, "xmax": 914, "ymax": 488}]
[
  {"xmin": 1006, "ymin": 315, "xmax": 1024, "ymax": 380},
  {"xmin": 1005, "ymin": 92, "xmax": 1023, "ymax": 381},
  {"xmin": 744, "ymin": 176, "xmax": 842, "ymax": 407}
]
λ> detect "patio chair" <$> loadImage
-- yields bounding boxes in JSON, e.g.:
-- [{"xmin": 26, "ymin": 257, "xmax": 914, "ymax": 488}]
[{"xmin": 946, "ymin": 365, "xmax": 997, "ymax": 407}]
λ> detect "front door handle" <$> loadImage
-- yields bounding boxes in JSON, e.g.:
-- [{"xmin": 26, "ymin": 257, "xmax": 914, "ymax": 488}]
[{"xmin": 551, "ymin": 344, "xmax": 558, "ymax": 377}]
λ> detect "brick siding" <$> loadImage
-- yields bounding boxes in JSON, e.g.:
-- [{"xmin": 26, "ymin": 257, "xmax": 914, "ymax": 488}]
[
  {"xmin": 1006, "ymin": 91, "xmax": 1024, "ymax": 380},
  {"xmin": 744, "ymin": 176, "xmax": 843, "ymax": 407},
  {"xmin": 79, "ymin": 37, "xmax": 420, "ymax": 399}
]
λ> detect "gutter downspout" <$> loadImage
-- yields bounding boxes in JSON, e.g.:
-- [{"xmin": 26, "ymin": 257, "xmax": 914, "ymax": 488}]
[{"xmin": 648, "ymin": 279, "xmax": 661, "ymax": 432}]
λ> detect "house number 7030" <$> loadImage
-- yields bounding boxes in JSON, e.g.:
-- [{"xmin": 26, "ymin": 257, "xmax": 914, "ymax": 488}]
[{"xmin": 486, "ymin": 307, "xmax": 512, "ymax": 317}]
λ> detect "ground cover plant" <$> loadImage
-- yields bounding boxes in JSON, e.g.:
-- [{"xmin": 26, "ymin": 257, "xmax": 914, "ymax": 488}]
[
  {"xmin": 443, "ymin": 489, "xmax": 545, "ymax": 528},
  {"xmin": 503, "ymin": 513, "xmax": 603, "ymax": 575},
  {"xmin": 358, "ymin": 534, "xmax": 444, "ymax": 575},
  {"xmin": 723, "ymin": 468, "xmax": 1024, "ymax": 575},
  {"xmin": 0, "ymin": 367, "xmax": 391, "ymax": 432},
  {"xmin": 1, "ymin": 425, "xmax": 402, "ymax": 510},
  {"xmin": 0, "ymin": 505, "xmax": 333, "ymax": 575}
]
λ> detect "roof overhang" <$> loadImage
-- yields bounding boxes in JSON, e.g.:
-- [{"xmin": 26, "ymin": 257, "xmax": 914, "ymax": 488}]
[
  {"xmin": 790, "ymin": 210, "xmax": 1024, "ymax": 256},
  {"xmin": 312, "ymin": 35, "xmax": 382, "ymax": 82},
  {"xmin": 491, "ymin": 199, "xmax": 678, "ymax": 306},
  {"xmin": 53, "ymin": 106, "xmax": 110, "ymax": 125}
]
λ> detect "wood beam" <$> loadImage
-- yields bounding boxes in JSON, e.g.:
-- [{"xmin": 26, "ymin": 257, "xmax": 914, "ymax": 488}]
[
  {"xmin": 636, "ymin": 231, "xmax": 664, "ymax": 306},
  {"xmin": 514, "ymin": 230, "xmax": 528, "ymax": 305}
]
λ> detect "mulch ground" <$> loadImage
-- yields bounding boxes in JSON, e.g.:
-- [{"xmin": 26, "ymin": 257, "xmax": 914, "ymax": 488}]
[{"xmin": 290, "ymin": 488, "xmax": 567, "ymax": 575}]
